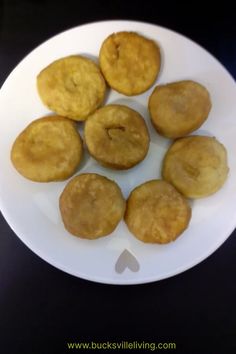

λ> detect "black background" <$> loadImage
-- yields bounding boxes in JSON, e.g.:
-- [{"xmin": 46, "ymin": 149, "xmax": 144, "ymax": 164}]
[{"xmin": 0, "ymin": 1, "xmax": 236, "ymax": 353}]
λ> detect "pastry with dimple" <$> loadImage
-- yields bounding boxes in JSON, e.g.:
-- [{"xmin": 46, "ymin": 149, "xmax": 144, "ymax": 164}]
[
  {"xmin": 37, "ymin": 55, "xmax": 106, "ymax": 121},
  {"xmin": 99, "ymin": 31, "xmax": 161, "ymax": 96},
  {"xmin": 125, "ymin": 179, "xmax": 191, "ymax": 244},
  {"xmin": 148, "ymin": 80, "xmax": 212, "ymax": 138},
  {"xmin": 11, "ymin": 115, "xmax": 83, "ymax": 182},
  {"xmin": 162, "ymin": 135, "xmax": 229, "ymax": 198},
  {"xmin": 84, "ymin": 104, "xmax": 150, "ymax": 169},
  {"xmin": 59, "ymin": 173, "xmax": 126, "ymax": 239}
]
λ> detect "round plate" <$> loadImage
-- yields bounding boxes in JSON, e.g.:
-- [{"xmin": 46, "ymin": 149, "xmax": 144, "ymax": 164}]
[{"xmin": 0, "ymin": 20, "xmax": 236, "ymax": 285}]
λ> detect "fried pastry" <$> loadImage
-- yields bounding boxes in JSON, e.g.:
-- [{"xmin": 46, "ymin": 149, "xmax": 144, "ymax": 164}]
[
  {"xmin": 125, "ymin": 180, "xmax": 191, "ymax": 244},
  {"xmin": 148, "ymin": 80, "xmax": 211, "ymax": 138},
  {"xmin": 99, "ymin": 31, "xmax": 161, "ymax": 95},
  {"xmin": 59, "ymin": 173, "xmax": 126, "ymax": 239},
  {"xmin": 162, "ymin": 136, "xmax": 229, "ymax": 198},
  {"xmin": 11, "ymin": 115, "xmax": 83, "ymax": 182},
  {"xmin": 84, "ymin": 104, "xmax": 150, "ymax": 169},
  {"xmin": 37, "ymin": 55, "xmax": 106, "ymax": 121}
]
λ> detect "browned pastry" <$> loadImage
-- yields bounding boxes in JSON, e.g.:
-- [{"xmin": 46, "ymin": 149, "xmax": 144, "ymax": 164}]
[
  {"xmin": 148, "ymin": 80, "xmax": 212, "ymax": 138},
  {"xmin": 162, "ymin": 135, "xmax": 229, "ymax": 198},
  {"xmin": 11, "ymin": 115, "xmax": 83, "ymax": 182},
  {"xmin": 59, "ymin": 173, "xmax": 126, "ymax": 239},
  {"xmin": 125, "ymin": 179, "xmax": 191, "ymax": 243},
  {"xmin": 37, "ymin": 55, "xmax": 106, "ymax": 121},
  {"xmin": 99, "ymin": 31, "xmax": 161, "ymax": 95},
  {"xmin": 84, "ymin": 104, "xmax": 150, "ymax": 169}
]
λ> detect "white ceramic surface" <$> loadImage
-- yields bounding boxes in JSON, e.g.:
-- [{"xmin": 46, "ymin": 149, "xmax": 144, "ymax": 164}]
[{"xmin": 0, "ymin": 20, "xmax": 236, "ymax": 285}]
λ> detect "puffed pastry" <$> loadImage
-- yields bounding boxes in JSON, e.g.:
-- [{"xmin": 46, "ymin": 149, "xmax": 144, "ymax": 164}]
[
  {"xmin": 125, "ymin": 179, "xmax": 191, "ymax": 244},
  {"xmin": 37, "ymin": 55, "xmax": 106, "ymax": 121},
  {"xmin": 84, "ymin": 104, "xmax": 150, "ymax": 169},
  {"xmin": 59, "ymin": 173, "xmax": 126, "ymax": 239},
  {"xmin": 148, "ymin": 80, "xmax": 211, "ymax": 138},
  {"xmin": 11, "ymin": 115, "xmax": 83, "ymax": 182},
  {"xmin": 99, "ymin": 31, "xmax": 161, "ymax": 95},
  {"xmin": 162, "ymin": 135, "xmax": 229, "ymax": 198}
]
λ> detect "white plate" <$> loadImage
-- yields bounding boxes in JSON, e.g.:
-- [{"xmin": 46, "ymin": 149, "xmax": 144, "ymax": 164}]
[{"xmin": 0, "ymin": 20, "xmax": 236, "ymax": 285}]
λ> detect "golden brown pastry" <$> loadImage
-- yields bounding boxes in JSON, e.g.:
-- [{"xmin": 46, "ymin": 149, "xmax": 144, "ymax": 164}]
[
  {"xmin": 148, "ymin": 80, "xmax": 212, "ymax": 138},
  {"xmin": 162, "ymin": 136, "xmax": 229, "ymax": 198},
  {"xmin": 84, "ymin": 104, "xmax": 150, "ymax": 169},
  {"xmin": 99, "ymin": 31, "xmax": 161, "ymax": 95},
  {"xmin": 59, "ymin": 173, "xmax": 126, "ymax": 239},
  {"xmin": 11, "ymin": 115, "xmax": 83, "ymax": 182},
  {"xmin": 125, "ymin": 180, "xmax": 191, "ymax": 244},
  {"xmin": 37, "ymin": 55, "xmax": 106, "ymax": 121}
]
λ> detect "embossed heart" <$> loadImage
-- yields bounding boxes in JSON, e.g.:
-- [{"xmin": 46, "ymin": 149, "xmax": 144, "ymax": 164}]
[{"xmin": 115, "ymin": 249, "xmax": 140, "ymax": 274}]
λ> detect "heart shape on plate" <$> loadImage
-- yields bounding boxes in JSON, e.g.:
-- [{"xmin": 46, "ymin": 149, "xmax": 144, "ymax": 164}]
[{"xmin": 115, "ymin": 249, "xmax": 140, "ymax": 274}]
